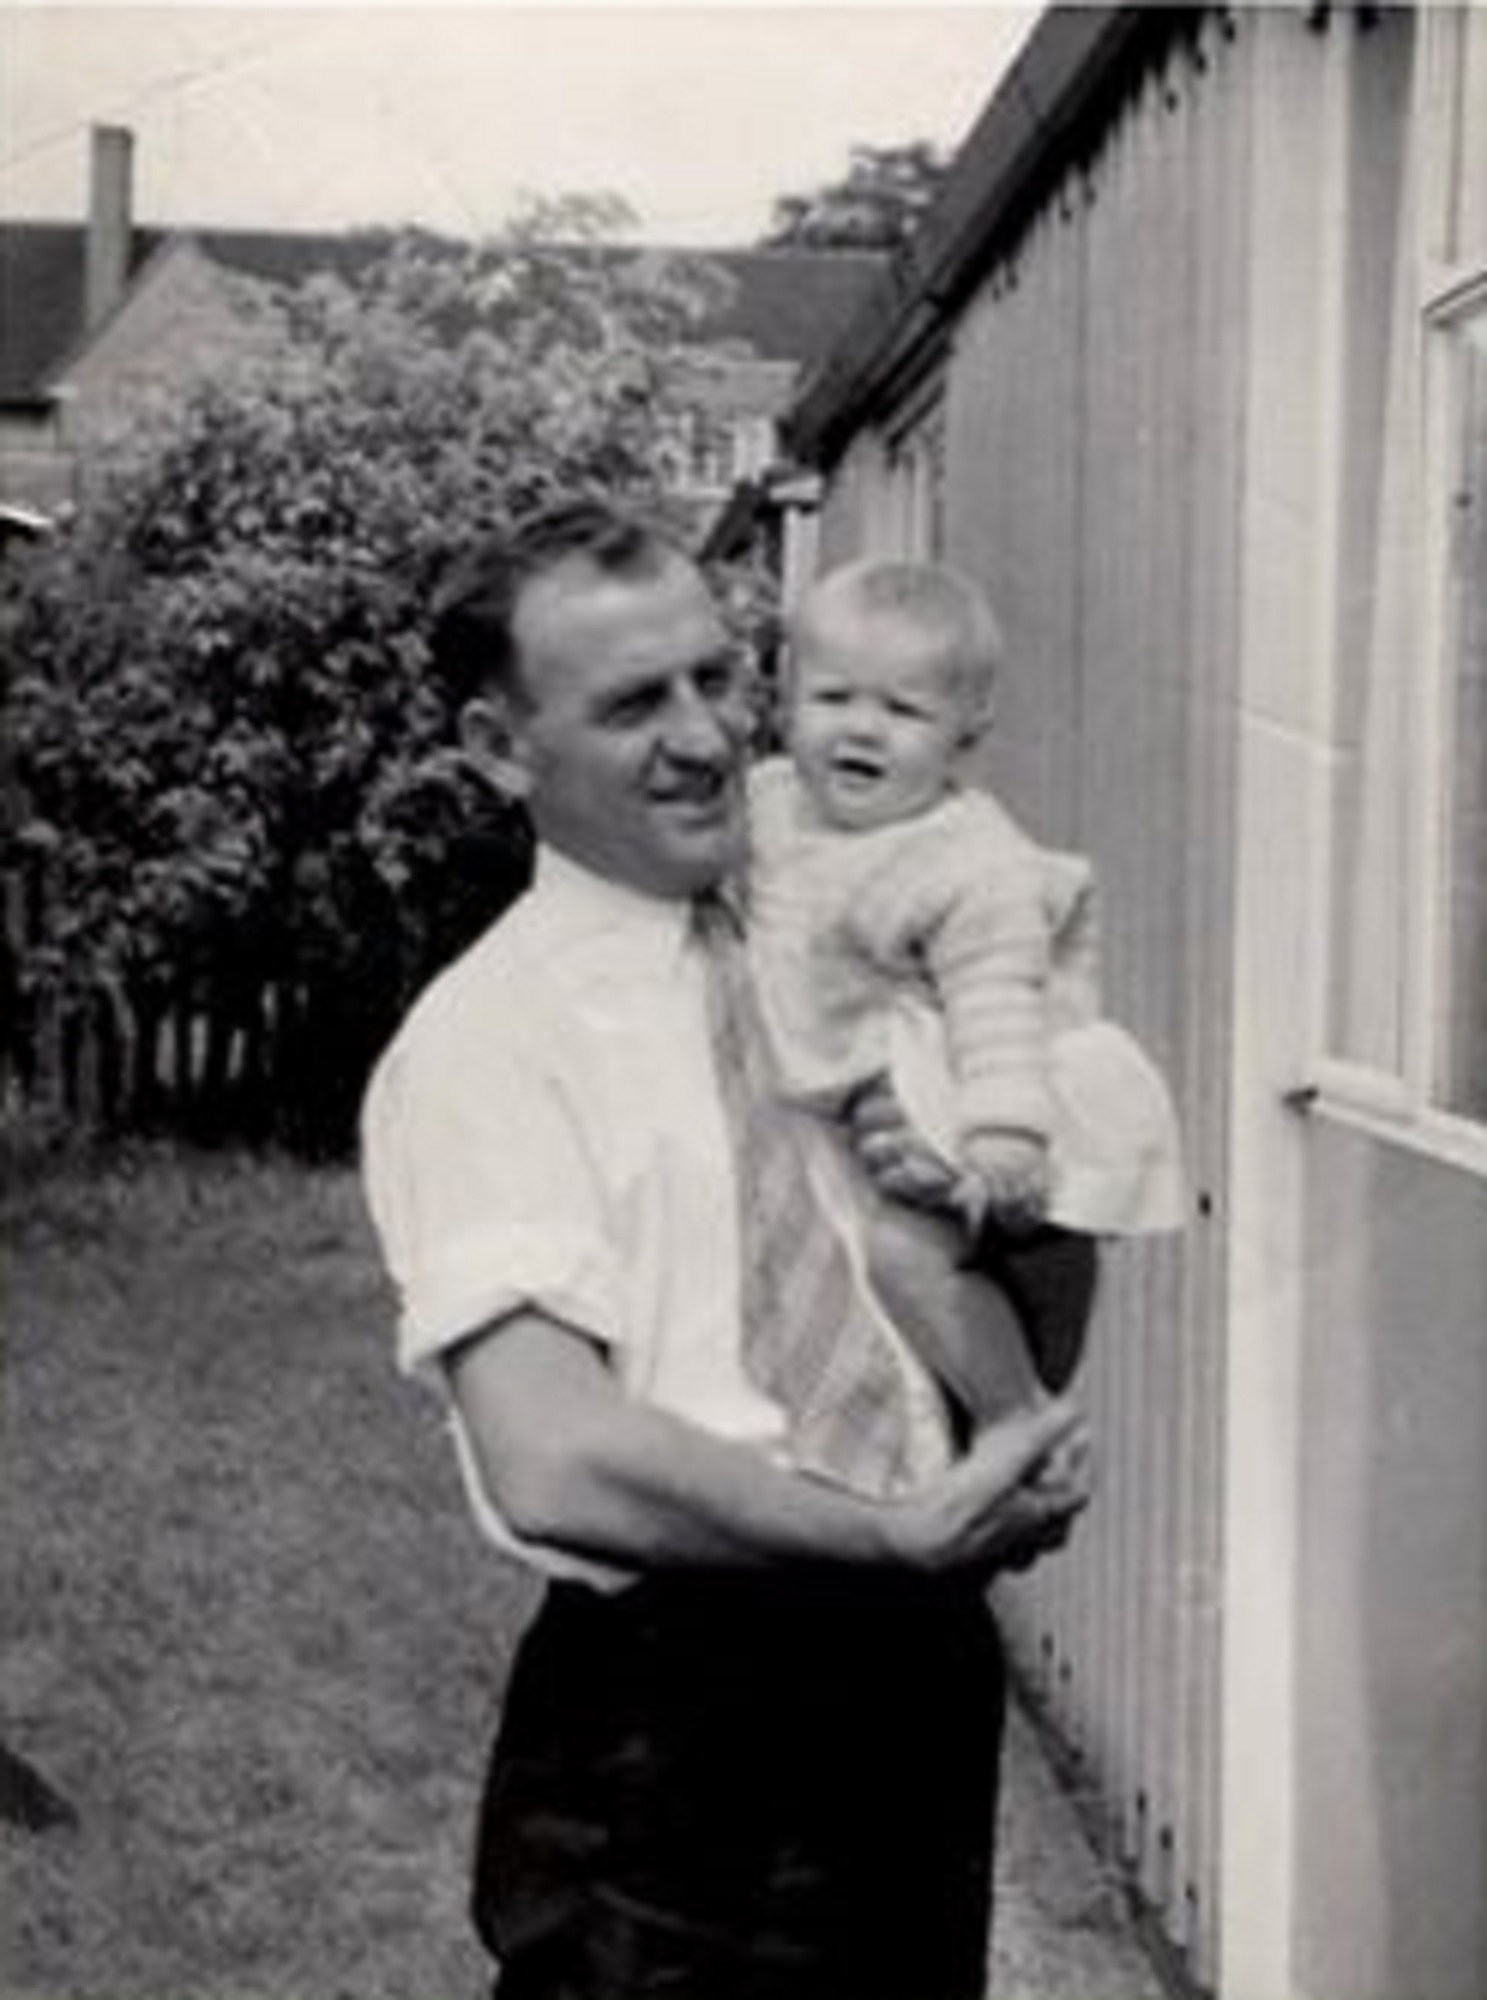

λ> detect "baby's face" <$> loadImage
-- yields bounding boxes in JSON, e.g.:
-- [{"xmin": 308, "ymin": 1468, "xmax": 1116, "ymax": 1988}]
[{"xmin": 787, "ymin": 617, "xmax": 977, "ymax": 832}]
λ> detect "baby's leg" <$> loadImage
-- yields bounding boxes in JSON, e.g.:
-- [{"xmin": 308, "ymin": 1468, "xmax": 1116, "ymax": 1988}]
[{"xmin": 854, "ymin": 1172, "xmax": 1048, "ymax": 1424}]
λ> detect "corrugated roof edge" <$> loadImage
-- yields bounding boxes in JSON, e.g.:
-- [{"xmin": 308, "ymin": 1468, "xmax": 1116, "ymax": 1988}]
[{"xmin": 784, "ymin": 5, "xmax": 1192, "ymax": 467}]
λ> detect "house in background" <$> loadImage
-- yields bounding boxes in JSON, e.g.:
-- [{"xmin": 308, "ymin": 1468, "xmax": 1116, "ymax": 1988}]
[
  {"xmin": 782, "ymin": 7, "xmax": 1486, "ymax": 2000},
  {"xmin": 0, "ymin": 123, "xmax": 882, "ymax": 530}
]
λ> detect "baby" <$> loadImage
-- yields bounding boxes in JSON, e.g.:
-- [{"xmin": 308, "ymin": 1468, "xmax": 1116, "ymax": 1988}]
[{"xmin": 747, "ymin": 557, "xmax": 1184, "ymax": 1423}]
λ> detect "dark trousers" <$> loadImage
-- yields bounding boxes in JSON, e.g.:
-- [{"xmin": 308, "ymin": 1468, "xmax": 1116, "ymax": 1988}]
[{"xmin": 475, "ymin": 1572, "xmax": 1006, "ymax": 2000}]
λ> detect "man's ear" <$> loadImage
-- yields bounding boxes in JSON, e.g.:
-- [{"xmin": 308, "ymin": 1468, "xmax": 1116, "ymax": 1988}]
[{"xmin": 459, "ymin": 695, "xmax": 534, "ymax": 800}]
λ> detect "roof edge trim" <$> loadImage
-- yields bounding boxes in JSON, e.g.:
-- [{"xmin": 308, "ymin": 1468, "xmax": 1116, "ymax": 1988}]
[{"xmin": 786, "ymin": 5, "xmax": 1196, "ymax": 466}]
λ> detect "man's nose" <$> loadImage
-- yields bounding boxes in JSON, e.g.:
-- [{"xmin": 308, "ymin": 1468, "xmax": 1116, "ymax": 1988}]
[{"xmin": 662, "ymin": 685, "xmax": 733, "ymax": 761}]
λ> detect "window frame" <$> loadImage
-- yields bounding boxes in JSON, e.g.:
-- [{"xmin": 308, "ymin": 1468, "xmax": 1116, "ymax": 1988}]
[
  {"xmin": 1311, "ymin": 5, "xmax": 1487, "ymax": 1172},
  {"xmin": 874, "ymin": 369, "xmax": 947, "ymax": 560}
]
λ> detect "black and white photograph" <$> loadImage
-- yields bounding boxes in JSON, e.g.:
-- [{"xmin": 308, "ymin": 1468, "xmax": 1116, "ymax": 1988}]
[{"xmin": 2, "ymin": 5, "xmax": 1484, "ymax": 1998}]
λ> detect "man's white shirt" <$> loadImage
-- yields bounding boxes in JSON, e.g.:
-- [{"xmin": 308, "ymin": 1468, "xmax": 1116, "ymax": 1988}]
[{"xmin": 362, "ymin": 846, "xmax": 954, "ymax": 1584}]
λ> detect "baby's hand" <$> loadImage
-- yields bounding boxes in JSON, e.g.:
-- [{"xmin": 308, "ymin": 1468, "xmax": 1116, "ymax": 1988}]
[
  {"xmin": 961, "ymin": 1132, "xmax": 1051, "ymax": 1236},
  {"xmin": 845, "ymin": 1073, "xmax": 963, "ymax": 1213}
]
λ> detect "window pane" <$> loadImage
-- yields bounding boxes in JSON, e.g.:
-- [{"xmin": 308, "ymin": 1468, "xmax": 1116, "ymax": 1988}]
[
  {"xmin": 1325, "ymin": 17, "xmax": 1415, "ymax": 1074},
  {"xmin": 1437, "ymin": 303, "xmax": 1487, "ymax": 1119}
]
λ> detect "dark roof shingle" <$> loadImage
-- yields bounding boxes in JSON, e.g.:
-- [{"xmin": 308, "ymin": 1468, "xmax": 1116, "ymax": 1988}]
[{"xmin": 0, "ymin": 222, "xmax": 163, "ymax": 402}]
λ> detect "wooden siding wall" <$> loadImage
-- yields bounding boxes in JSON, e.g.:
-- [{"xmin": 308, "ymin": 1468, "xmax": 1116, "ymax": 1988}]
[
  {"xmin": 953, "ymin": 23, "xmax": 1251, "ymax": 1990},
  {"xmin": 818, "ymin": 13, "xmax": 1255, "ymax": 1989},
  {"xmin": 954, "ymin": 21, "xmax": 1252, "ymax": 1989}
]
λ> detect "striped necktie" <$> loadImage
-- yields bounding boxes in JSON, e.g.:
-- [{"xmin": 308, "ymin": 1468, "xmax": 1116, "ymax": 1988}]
[{"xmin": 693, "ymin": 892, "xmax": 910, "ymax": 1497}]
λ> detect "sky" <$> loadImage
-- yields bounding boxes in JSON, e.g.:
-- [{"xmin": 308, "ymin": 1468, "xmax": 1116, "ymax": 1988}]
[{"xmin": 0, "ymin": 3, "xmax": 1037, "ymax": 245}]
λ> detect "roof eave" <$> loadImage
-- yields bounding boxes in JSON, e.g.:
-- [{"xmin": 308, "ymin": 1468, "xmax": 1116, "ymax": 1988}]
[{"xmin": 785, "ymin": 5, "xmax": 1191, "ymax": 466}]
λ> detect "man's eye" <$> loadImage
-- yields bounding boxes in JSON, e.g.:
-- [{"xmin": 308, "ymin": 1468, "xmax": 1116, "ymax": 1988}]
[
  {"xmin": 604, "ymin": 693, "xmax": 659, "ymax": 727},
  {"xmin": 810, "ymin": 687, "xmax": 849, "ymax": 707},
  {"xmin": 697, "ymin": 662, "xmax": 738, "ymax": 700}
]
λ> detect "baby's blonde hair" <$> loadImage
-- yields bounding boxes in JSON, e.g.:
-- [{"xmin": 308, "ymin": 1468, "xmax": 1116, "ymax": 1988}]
[{"xmin": 790, "ymin": 558, "xmax": 1005, "ymax": 722}]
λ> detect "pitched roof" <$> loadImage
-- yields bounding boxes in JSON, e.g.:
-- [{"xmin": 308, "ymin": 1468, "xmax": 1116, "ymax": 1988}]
[
  {"xmin": 687, "ymin": 249, "xmax": 884, "ymax": 365},
  {"xmin": 0, "ymin": 218, "xmax": 884, "ymax": 406},
  {"xmin": 0, "ymin": 221, "xmax": 166, "ymax": 403}
]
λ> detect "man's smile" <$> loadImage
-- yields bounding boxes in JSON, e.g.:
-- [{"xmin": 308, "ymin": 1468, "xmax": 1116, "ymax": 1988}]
[{"xmin": 646, "ymin": 771, "xmax": 738, "ymax": 836}]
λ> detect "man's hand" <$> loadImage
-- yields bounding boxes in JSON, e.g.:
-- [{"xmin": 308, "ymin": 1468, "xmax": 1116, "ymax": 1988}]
[{"xmin": 888, "ymin": 1397, "xmax": 1093, "ymax": 1580}]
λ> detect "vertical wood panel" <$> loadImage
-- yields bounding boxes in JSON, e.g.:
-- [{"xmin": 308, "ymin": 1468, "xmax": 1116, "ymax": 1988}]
[{"xmin": 936, "ymin": 16, "xmax": 1247, "ymax": 1986}]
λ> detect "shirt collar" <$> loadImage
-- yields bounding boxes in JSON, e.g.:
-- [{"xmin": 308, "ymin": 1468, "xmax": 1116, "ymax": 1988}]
[{"xmin": 531, "ymin": 843, "xmax": 696, "ymax": 957}]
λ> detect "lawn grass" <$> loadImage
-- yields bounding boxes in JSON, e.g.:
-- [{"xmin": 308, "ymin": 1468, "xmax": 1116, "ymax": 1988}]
[{"xmin": 1, "ymin": 1147, "xmax": 537, "ymax": 2000}]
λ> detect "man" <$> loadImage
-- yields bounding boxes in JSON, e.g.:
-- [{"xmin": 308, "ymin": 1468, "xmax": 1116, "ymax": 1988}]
[{"xmin": 362, "ymin": 501, "xmax": 1090, "ymax": 2000}]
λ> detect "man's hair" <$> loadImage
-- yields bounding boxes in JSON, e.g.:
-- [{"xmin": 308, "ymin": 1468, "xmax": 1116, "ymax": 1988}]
[
  {"xmin": 790, "ymin": 557, "xmax": 1005, "ymax": 712},
  {"xmin": 431, "ymin": 499, "xmax": 685, "ymax": 711}
]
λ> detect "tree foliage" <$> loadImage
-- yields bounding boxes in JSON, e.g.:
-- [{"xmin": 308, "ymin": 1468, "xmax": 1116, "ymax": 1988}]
[
  {"xmin": 2, "ymin": 201, "xmax": 754, "ymax": 1147},
  {"xmin": 762, "ymin": 141, "xmax": 951, "ymax": 252}
]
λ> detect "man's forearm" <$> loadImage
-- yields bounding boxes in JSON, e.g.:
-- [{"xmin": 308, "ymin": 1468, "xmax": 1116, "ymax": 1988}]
[{"xmin": 447, "ymin": 1311, "xmax": 1088, "ymax": 1579}]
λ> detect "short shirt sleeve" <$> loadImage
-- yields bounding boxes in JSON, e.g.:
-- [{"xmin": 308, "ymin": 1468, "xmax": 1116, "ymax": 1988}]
[{"xmin": 362, "ymin": 995, "xmax": 624, "ymax": 1378}]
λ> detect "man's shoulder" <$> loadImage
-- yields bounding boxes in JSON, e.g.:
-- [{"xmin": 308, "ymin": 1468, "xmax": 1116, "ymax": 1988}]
[{"xmin": 377, "ymin": 893, "xmax": 552, "ymax": 1078}]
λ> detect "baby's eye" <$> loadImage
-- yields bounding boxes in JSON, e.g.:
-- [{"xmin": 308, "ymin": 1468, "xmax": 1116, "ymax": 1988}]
[{"xmin": 887, "ymin": 698, "xmax": 931, "ymax": 720}]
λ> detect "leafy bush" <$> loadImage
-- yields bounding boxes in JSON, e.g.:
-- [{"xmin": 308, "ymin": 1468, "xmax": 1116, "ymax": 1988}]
[{"xmin": 3, "ymin": 205, "xmax": 761, "ymax": 1149}]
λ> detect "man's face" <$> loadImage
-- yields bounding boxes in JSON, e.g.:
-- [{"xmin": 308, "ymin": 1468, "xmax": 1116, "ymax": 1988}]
[{"xmin": 504, "ymin": 553, "xmax": 753, "ymax": 898}]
